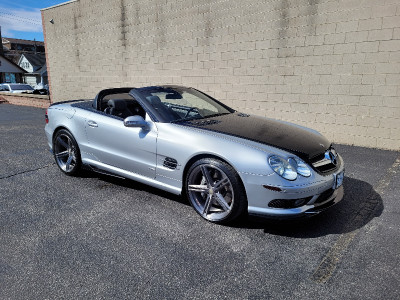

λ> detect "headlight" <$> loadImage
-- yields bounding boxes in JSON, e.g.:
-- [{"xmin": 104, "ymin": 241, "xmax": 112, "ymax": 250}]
[
  {"xmin": 269, "ymin": 156, "xmax": 312, "ymax": 180},
  {"xmin": 289, "ymin": 157, "xmax": 311, "ymax": 177},
  {"xmin": 268, "ymin": 156, "xmax": 297, "ymax": 180}
]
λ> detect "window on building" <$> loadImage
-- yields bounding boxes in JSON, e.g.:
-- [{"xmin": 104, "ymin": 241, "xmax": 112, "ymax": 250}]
[{"xmin": 4, "ymin": 73, "xmax": 16, "ymax": 83}]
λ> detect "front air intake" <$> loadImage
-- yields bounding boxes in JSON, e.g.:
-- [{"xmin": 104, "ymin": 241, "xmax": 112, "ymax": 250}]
[{"xmin": 268, "ymin": 197, "xmax": 312, "ymax": 209}]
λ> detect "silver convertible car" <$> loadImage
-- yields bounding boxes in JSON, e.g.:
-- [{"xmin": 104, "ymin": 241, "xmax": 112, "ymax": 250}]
[{"xmin": 45, "ymin": 86, "xmax": 344, "ymax": 224}]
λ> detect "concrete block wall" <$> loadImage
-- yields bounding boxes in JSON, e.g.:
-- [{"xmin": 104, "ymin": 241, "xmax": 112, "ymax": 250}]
[{"xmin": 42, "ymin": 0, "xmax": 400, "ymax": 150}]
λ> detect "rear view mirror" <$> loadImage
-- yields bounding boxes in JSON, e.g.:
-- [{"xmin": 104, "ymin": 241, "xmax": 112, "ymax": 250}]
[{"xmin": 165, "ymin": 93, "xmax": 182, "ymax": 99}]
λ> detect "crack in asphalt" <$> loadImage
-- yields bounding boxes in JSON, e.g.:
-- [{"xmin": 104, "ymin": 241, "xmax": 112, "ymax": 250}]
[
  {"xmin": 0, "ymin": 163, "xmax": 55, "ymax": 180},
  {"xmin": 312, "ymin": 155, "xmax": 400, "ymax": 283}
]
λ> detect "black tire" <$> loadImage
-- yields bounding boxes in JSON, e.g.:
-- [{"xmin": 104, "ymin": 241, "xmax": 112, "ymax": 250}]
[
  {"xmin": 186, "ymin": 158, "xmax": 247, "ymax": 224},
  {"xmin": 53, "ymin": 129, "xmax": 82, "ymax": 176}
]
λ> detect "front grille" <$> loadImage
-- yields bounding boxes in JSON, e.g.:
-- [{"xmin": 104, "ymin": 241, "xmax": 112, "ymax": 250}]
[
  {"xmin": 268, "ymin": 197, "xmax": 312, "ymax": 209},
  {"xmin": 313, "ymin": 162, "xmax": 337, "ymax": 173},
  {"xmin": 310, "ymin": 147, "xmax": 339, "ymax": 175}
]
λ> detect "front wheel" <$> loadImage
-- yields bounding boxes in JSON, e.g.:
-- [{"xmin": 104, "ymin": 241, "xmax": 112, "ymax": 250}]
[
  {"xmin": 186, "ymin": 158, "xmax": 247, "ymax": 224},
  {"xmin": 53, "ymin": 129, "xmax": 82, "ymax": 176}
]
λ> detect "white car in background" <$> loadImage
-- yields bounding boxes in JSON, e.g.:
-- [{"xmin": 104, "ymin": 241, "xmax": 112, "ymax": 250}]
[
  {"xmin": 33, "ymin": 83, "xmax": 49, "ymax": 95},
  {"xmin": 0, "ymin": 83, "xmax": 34, "ymax": 93}
]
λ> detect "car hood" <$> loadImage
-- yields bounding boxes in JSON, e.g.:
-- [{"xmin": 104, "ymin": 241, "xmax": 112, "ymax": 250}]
[{"xmin": 179, "ymin": 113, "xmax": 330, "ymax": 161}]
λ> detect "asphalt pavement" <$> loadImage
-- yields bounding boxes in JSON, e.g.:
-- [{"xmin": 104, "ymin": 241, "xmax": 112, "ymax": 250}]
[{"xmin": 1, "ymin": 103, "xmax": 399, "ymax": 299}]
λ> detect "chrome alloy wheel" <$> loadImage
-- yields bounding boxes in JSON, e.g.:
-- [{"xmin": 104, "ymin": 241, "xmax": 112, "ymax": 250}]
[
  {"xmin": 187, "ymin": 164, "xmax": 235, "ymax": 222},
  {"xmin": 54, "ymin": 133, "xmax": 78, "ymax": 173}
]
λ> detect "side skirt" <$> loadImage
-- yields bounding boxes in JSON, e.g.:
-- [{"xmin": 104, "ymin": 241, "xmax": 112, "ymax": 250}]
[{"xmin": 83, "ymin": 158, "xmax": 182, "ymax": 195}]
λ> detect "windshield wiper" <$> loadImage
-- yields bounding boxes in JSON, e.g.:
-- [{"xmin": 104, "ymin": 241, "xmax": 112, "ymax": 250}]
[
  {"xmin": 170, "ymin": 115, "xmax": 204, "ymax": 123},
  {"xmin": 203, "ymin": 112, "xmax": 232, "ymax": 118},
  {"xmin": 171, "ymin": 112, "xmax": 232, "ymax": 123}
]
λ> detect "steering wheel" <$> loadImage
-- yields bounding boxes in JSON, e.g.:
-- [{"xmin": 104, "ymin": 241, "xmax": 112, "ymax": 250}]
[{"xmin": 184, "ymin": 107, "xmax": 200, "ymax": 118}]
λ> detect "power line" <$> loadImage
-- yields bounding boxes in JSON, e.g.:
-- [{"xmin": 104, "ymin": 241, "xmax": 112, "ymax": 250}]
[
  {"xmin": 0, "ymin": 11, "xmax": 42, "ymax": 25},
  {"xmin": 0, "ymin": 10, "xmax": 41, "ymax": 23}
]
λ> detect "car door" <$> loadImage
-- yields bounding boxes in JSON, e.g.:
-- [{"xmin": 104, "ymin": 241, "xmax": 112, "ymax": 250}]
[{"xmin": 84, "ymin": 111, "xmax": 157, "ymax": 179}]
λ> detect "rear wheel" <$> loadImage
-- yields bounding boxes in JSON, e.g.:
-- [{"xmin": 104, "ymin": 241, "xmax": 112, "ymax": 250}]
[
  {"xmin": 186, "ymin": 158, "xmax": 247, "ymax": 224},
  {"xmin": 53, "ymin": 129, "xmax": 81, "ymax": 176}
]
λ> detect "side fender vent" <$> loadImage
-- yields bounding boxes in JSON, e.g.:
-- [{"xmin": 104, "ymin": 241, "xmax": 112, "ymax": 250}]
[
  {"xmin": 237, "ymin": 113, "xmax": 250, "ymax": 117},
  {"xmin": 163, "ymin": 157, "xmax": 178, "ymax": 170}
]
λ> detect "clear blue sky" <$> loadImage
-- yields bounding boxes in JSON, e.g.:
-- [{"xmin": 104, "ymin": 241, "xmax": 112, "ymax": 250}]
[{"xmin": 0, "ymin": 0, "xmax": 68, "ymax": 42}]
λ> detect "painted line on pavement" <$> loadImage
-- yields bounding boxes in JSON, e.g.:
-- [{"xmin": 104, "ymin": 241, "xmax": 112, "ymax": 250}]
[{"xmin": 312, "ymin": 155, "xmax": 400, "ymax": 283}]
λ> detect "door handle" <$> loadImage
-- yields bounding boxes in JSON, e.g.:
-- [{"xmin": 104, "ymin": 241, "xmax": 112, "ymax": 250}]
[{"xmin": 87, "ymin": 120, "xmax": 98, "ymax": 127}]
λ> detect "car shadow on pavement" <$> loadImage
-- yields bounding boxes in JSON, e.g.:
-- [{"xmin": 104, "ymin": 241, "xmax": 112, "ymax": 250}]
[
  {"xmin": 234, "ymin": 176, "xmax": 384, "ymax": 238},
  {"xmin": 76, "ymin": 169, "xmax": 190, "ymax": 206},
  {"xmin": 77, "ymin": 171, "xmax": 383, "ymax": 238}
]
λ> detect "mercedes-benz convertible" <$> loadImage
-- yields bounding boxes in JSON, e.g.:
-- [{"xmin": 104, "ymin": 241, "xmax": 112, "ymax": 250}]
[{"xmin": 45, "ymin": 86, "xmax": 344, "ymax": 224}]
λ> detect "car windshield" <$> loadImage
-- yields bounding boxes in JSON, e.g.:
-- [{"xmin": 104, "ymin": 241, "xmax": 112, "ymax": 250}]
[
  {"xmin": 10, "ymin": 84, "xmax": 34, "ymax": 91},
  {"xmin": 136, "ymin": 86, "xmax": 234, "ymax": 122}
]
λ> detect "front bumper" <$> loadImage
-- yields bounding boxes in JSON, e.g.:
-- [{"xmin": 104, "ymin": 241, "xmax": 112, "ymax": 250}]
[
  {"xmin": 243, "ymin": 155, "xmax": 345, "ymax": 219},
  {"xmin": 248, "ymin": 185, "xmax": 344, "ymax": 219}
]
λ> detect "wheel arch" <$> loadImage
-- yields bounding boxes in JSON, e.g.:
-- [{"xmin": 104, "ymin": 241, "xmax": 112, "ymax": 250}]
[
  {"xmin": 52, "ymin": 126, "xmax": 70, "ymax": 144},
  {"xmin": 52, "ymin": 126, "xmax": 82, "ymax": 176},
  {"xmin": 181, "ymin": 153, "xmax": 248, "ymax": 201},
  {"xmin": 51, "ymin": 126, "xmax": 82, "ymax": 154}
]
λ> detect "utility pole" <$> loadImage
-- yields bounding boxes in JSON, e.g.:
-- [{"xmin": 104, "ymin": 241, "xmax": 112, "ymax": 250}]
[{"xmin": 0, "ymin": 26, "xmax": 4, "ymax": 56}]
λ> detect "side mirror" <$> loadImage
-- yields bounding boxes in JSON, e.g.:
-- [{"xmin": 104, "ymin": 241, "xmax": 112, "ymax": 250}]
[{"xmin": 124, "ymin": 115, "xmax": 149, "ymax": 130}]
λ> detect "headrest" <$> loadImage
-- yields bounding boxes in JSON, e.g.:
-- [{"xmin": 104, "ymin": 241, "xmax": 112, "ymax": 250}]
[
  {"xmin": 108, "ymin": 99, "xmax": 127, "ymax": 110},
  {"xmin": 146, "ymin": 95, "xmax": 162, "ymax": 105}
]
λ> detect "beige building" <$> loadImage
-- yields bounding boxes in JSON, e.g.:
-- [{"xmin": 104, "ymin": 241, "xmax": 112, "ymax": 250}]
[{"xmin": 42, "ymin": 0, "xmax": 400, "ymax": 150}]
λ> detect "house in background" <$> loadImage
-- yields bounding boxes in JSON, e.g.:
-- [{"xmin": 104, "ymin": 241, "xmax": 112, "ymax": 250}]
[
  {"xmin": 18, "ymin": 53, "xmax": 47, "ymax": 86},
  {"xmin": 2, "ymin": 37, "xmax": 45, "ymax": 64},
  {"xmin": 0, "ymin": 54, "xmax": 26, "ymax": 83},
  {"xmin": 0, "ymin": 27, "xmax": 46, "ymax": 86}
]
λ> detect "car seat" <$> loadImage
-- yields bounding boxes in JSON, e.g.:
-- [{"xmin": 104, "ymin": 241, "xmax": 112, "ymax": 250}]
[{"xmin": 106, "ymin": 99, "xmax": 133, "ymax": 119}]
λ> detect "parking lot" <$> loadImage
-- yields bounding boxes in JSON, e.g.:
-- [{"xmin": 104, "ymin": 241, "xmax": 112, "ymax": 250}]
[{"xmin": 1, "ymin": 103, "xmax": 399, "ymax": 299}]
